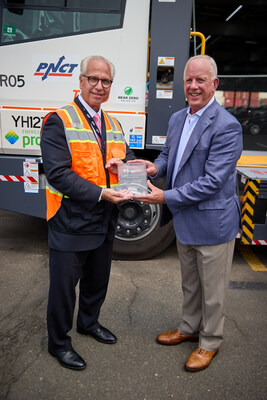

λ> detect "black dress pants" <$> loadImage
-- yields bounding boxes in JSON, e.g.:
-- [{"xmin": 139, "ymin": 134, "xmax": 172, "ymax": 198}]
[{"xmin": 47, "ymin": 236, "xmax": 114, "ymax": 351}]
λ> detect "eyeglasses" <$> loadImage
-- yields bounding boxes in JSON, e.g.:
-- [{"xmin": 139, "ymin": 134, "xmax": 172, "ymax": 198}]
[{"xmin": 82, "ymin": 75, "xmax": 113, "ymax": 88}]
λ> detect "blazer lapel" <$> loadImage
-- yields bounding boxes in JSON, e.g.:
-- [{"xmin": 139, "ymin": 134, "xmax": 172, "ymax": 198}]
[
  {"xmin": 166, "ymin": 110, "xmax": 187, "ymax": 188},
  {"xmin": 176, "ymin": 100, "xmax": 218, "ymax": 174}
]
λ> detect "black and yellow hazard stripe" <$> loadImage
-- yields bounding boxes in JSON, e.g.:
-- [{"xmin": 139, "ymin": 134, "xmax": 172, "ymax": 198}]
[{"xmin": 240, "ymin": 179, "xmax": 260, "ymax": 244}]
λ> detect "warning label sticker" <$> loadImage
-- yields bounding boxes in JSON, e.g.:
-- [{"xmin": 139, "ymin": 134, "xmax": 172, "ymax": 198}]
[
  {"xmin": 23, "ymin": 161, "xmax": 39, "ymax": 193},
  {"xmin": 152, "ymin": 136, "xmax": 166, "ymax": 145},
  {"xmin": 156, "ymin": 90, "xmax": 173, "ymax": 99},
  {"xmin": 157, "ymin": 57, "xmax": 175, "ymax": 66}
]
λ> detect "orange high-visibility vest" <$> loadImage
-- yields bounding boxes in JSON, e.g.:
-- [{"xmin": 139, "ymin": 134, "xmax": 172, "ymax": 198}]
[{"xmin": 43, "ymin": 102, "xmax": 126, "ymax": 221}]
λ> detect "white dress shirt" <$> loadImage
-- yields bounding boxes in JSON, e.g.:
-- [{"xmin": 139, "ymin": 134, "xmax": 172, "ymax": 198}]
[{"xmin": 78, "ymin": 94, "xmax": 101, "ymax": 122}]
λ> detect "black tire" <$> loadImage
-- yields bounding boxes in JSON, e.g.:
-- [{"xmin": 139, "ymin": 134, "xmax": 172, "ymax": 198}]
[{"xmin": 112, "ymin": 178, "xmax": 175, "ymax": 260}]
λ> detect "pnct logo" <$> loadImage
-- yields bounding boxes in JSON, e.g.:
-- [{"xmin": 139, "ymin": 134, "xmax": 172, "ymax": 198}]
[{"xmin": 34, "ymin": 56, "xmax": 78, "ymax": 81}]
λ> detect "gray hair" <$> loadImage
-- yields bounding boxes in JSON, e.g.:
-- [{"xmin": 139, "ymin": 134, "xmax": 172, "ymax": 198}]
[
  {"xmin": 80, "ymin": 55, "xmax": 115, "ymax": 80},
  {"xmin": 183, "ymin": 55, "xmax": 218, "ymax": 80}
]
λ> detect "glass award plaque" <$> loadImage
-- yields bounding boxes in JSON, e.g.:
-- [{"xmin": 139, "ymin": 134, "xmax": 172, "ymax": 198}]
[{"xmin": 118, "ymin": 162, "xmax": 148, "ymax": 194}]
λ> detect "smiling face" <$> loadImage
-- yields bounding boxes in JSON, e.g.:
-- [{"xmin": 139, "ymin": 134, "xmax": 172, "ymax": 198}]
[
  {"xmin": 79, "ymin": 58, "xmax": 112, "ymax": 112},
  {"xmin": 183, "ymin": 57, "xmax": 219, "ymax": 114}
]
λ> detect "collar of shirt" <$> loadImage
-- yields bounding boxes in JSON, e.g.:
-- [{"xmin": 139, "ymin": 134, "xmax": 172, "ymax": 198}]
[
  {"xmin": 183, "ymin": 96, "xmax": 215, "ymax": 141},
  {"xmin": 171, "ymin": 98, "xmax": 215, "ymax": 188},
  {"xmin": 186, "ymin": 96, "xmax": 215, "ymax": 119},
  {"xmin": 78, "ymin": 94, "xmax": 101, "ymax": 119}
]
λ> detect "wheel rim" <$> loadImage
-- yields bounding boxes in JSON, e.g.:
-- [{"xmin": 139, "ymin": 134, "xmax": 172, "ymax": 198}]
[
  {"xmin": 115, "ymin": 199, "xmax": 161, "ymax": 241},
  {"xmin": 250, "ymin": 124, "xmax": 260, "ymax": 135}
]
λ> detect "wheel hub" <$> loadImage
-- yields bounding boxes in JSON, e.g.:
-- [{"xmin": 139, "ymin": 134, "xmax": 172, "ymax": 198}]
[{"xmin": 115, "ymin": 199, "xmax": 160, "ymax": 240}]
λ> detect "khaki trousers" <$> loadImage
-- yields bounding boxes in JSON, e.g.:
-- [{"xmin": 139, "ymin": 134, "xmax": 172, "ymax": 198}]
[{"xmin": 176, "ymin": 238, "xmax": 235, "ymax": 350}]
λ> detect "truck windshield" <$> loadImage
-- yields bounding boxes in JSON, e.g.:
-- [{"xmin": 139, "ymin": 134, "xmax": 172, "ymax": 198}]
[{"xmin": 1, "ymin": 0, "xmax": 124, "ymax": 45}]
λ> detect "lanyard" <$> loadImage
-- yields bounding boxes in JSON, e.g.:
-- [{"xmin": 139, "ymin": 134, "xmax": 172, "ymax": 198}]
[{"xmin": 75, "ymin": 98, "xmax": 105, "ymax": 151}]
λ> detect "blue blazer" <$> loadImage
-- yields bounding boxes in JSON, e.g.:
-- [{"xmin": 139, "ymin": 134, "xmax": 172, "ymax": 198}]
[{"xmin": 154, "ymin": 100, "xmax": 243, "ymax": 245}]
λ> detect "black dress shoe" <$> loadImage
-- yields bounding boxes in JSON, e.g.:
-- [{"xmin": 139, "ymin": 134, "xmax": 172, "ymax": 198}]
[
  {"xmin": 48, "ymin": 347, "xmax": 86, "ymax": 370},
  {"xmin": 77, "ymin": 325, "xmax": 117, "ymax": 344}
]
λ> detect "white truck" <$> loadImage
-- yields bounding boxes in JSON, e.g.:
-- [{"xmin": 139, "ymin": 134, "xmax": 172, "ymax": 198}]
[{"xmin": 1, "ymin": 0, "xmax": 266, "ymax": 258}]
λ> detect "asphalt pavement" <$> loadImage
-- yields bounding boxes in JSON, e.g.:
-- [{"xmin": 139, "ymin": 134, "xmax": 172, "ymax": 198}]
[{"xmin": 0, "ymin": 210, "xmax": 266, "ymax": 400}]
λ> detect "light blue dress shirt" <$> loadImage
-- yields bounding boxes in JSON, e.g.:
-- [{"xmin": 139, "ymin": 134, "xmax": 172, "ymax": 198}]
[{"xmin": 171, "ymin": 96, "xmax": 215, "ymax": 188}]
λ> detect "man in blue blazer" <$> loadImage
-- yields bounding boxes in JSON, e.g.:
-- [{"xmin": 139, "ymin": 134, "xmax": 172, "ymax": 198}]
[{"xmin": 134, "ymin": 55, "xmax": 243, "ymax": 372}]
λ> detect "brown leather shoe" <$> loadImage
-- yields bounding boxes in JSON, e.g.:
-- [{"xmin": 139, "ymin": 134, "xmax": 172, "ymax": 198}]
[
  {"xmin": 185, "ymin": 347, "xmax": 219, "ymax": 372},
  {"xmin": 156, "ymin": 329, "xmax": 198, "ymax": 345}
]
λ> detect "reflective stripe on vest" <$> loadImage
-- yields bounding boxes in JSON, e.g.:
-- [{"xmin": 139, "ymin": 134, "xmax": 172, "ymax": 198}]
[
  {"xmin": 44, "ymin": 102, "xmax": 126, "ymax": 220},
  {"xmin": 45, "ymin": 185, "xmax": 63, "ymax": 221}
]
